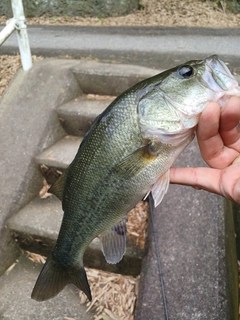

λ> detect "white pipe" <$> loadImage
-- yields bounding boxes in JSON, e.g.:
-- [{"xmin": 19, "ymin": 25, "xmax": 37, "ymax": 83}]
[
  {"xmin": 11, "ymin": 0, "xmax": 32, "ymax": 71},
  {"xmin": 0, "ymin": 18, "xmax": 17, "ymax": 46}
]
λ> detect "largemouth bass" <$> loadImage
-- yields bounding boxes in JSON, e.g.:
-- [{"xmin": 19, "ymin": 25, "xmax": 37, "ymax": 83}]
[{"xmin": 32, "ymin": 55, "xmax": 240, "ymax": 302}]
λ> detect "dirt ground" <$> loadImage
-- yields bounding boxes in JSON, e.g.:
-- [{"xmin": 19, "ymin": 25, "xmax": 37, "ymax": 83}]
[
  {"xmin": 0, "ymin": 0, "xmax": 240, "ymax": 28},
  {"xmin": 0, "ymin": 55, "xmax": 43, "ymax": 97}
]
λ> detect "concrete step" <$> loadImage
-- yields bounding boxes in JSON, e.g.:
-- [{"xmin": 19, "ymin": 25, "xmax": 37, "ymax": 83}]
[
  {"xmin": 0, "ymin": 253, "xmax": 93, "ymax": 320},
  {"xmin": 57, "ymin": 95, "xmax": 113, "ymax": 136},
  {"xmin": 72, "ymin": 61, "xmax": 158, "ymax": 96},
  {"xmin": 35, "ymin": 135, "xmax": 82, "ymax": 170},
  {"xmin": 56, "ymin": 61, "xmax": 157, "ymax": 137},
  {"xmin": 7, "ymin": 196, "xmax": 144, "ymax": 277}
]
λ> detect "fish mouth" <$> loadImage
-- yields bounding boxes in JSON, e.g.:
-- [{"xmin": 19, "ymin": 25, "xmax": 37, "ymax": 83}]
[{"xmin": 201, "ymin": 55, "xmax": 239, "ymax": 93}]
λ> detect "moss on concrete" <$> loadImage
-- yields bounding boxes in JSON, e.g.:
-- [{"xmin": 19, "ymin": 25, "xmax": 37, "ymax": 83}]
[
  {"xmin": 0, "ymin": 0, "xmax": 139, "ymax": 18},
  {"xmin": 225, "ymin": 200, "xmax": 239, "ymax": 320}
]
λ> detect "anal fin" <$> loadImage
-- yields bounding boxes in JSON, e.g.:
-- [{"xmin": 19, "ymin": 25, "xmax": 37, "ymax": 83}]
[
  {"xmin": 48, "ymin": 171, "xmax": 67, "ymax": 201},
  {"xmin": 99, "ymin": 217, "xmax": 127, "ymax": 264}
]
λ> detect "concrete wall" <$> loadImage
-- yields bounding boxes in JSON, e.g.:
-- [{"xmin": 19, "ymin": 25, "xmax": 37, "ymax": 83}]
[{"xmin": 0, "ymin": 0, "xmax": 139, "ymax": 18}]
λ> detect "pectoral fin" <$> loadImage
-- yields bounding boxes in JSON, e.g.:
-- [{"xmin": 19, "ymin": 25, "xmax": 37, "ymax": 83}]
[
  {"xmin": 48, "ymin": 171, "xmax": 67, "ymax": 201},
  {"xmin": 113, "ymin": 142, "xmax": 162, "ymax": 179},
  {"xmin": 99, "ymin": 217, "xmax": 127, "ymax": 264},
  {"xmin": 151, "ymin": 169, "xmax": 170, "ymax": 207}
]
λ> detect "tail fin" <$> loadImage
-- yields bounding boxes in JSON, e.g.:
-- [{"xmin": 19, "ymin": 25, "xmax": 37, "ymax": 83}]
[{"xmin": 31, "ymin": 255, "xmax": 92, "ymax": 301}]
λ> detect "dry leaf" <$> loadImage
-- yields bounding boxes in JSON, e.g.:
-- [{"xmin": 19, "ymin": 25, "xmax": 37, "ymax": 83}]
[
  {"xmin": 87, "ymin": 94, "xmax": 116, "ymax": 101},
  {"xmin": 39, "ymin": 178, "xmax": 52, "ymax": 199},
  {"xmin": 0, "ymin": 0, "xmax": 239, "ymax": 28},
  {"xmin": 0, "ymin": 55, "xmax": 43, "ymax": 98},
  {"xmin": 5, "ymin": 262, "xmax": 17, "ymax": 274},
  {"xmin": 26, "ymin": 251, "xmax": 46, "ymax": 264},
  {"xmin": 127, "ymin": 201, "xmax": 149, "ymax": 249},
  {"xmin": 79, "ymin": 268, "xmax": 139, "ymax": 320}
]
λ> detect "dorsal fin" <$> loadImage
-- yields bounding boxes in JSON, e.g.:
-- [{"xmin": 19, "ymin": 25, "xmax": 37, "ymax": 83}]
[{"xmin": 48, "ymin": 171, "xmax": 67, "ymax": 201}]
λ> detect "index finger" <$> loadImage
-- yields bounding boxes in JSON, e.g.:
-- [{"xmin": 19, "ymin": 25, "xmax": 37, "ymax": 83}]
[
  {"xmin": 197, "ymin": 101, "xmax": 240, "ymax": 169},
  {"xmin": 197, "ymin": 102, "xmax": 224, "ymax": 166},
  {"xmin": 220, "ymin": 96, "xmax": 240, "ymax": 150}
]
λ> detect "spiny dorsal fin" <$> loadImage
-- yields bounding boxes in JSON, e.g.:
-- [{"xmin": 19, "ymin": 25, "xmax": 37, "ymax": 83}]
[
  {"xmin": 99, "ymin": 217, "xmax": 127, "ymax": 264},
  {"xmin": 48, "ymin": 171, "xmax": 67, "ymax": 201}
]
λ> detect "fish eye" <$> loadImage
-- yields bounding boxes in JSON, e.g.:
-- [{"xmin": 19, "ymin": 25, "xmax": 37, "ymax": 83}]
[{"xmin": 177, "ymin": 65, "xmax": 194, "ymax": 79}]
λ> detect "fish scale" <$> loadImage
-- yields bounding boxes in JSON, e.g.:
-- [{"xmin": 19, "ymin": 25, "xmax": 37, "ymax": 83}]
[
  {"xmin": 53, "ymin": 95, "xmax": 143, "ymax": 262},
  {"xmin": 31, "ymin": 55, "xmax": 240, "ymax": 302}
]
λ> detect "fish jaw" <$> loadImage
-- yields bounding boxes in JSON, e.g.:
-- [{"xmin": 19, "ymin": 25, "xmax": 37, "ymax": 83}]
[
  {"xmin": 205, "ymin": 55, "xmax": 239, "ymax": 92},
  {"xmin": 201, "ymin": 55, "xmax": 240, "ymax": 103}
]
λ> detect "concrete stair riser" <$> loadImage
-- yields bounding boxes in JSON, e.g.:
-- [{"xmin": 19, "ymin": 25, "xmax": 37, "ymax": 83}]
[
  {"xmin": 35, "ymin": 135, "xmax": 82, "ymax": 170},
  {"xmin": 57, "ymin": 97, "xmax": 111, "ymax": 136}
]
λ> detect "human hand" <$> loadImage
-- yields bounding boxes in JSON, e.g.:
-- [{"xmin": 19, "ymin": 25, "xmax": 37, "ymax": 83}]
[{"xmin": 170, "ymin": 96, "xmax": 240, "ymax": 204}]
